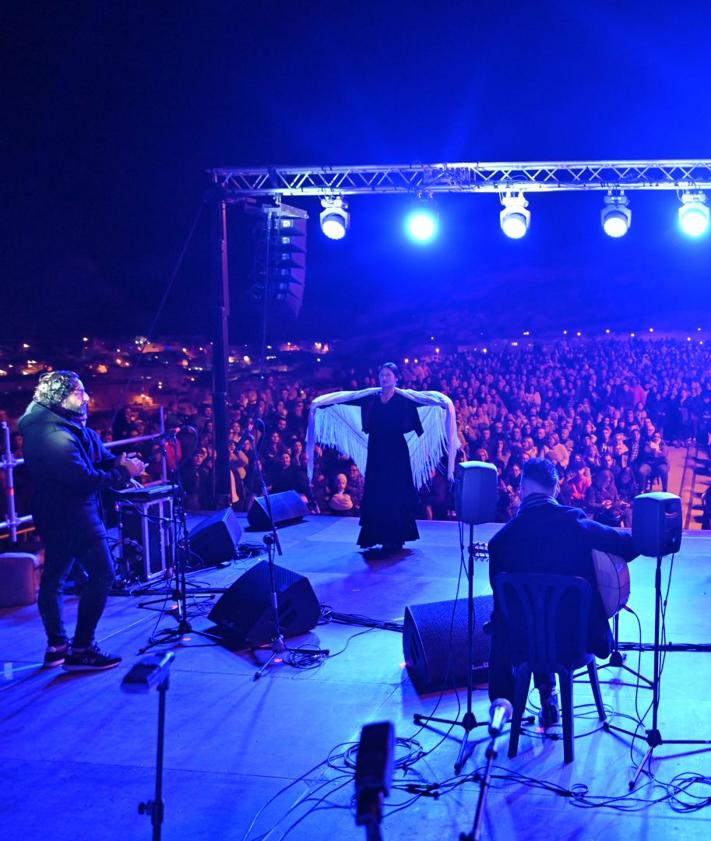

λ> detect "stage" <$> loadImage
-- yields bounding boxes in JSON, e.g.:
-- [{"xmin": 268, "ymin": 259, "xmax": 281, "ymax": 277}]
[{"xmin": 1, "ymin": 514, "xmax": 710, "ymax": 840}]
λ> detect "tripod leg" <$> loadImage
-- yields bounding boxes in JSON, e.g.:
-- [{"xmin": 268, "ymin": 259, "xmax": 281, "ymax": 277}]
[
  {"xmin": 254, "ymin": 649, "xmax": 281, "ymax": 681},
  {"xmin": 629, "ymin": 745, "xmax": 653, "ymax": 790}
]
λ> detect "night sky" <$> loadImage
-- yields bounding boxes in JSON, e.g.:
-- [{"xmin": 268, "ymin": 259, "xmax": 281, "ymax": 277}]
[{"xmin": 4, "ymin": 1, "xmax": 711, "ymax": 343}]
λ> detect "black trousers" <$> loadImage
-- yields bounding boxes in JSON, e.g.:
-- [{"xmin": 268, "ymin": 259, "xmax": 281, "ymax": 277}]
[
  {"xmin": 38, "ymin": 528, "xmax": 115, "ymax": 648},
  {"xmin": 487, "ymin": 622, "xmax": 555, "ymax": 703}
]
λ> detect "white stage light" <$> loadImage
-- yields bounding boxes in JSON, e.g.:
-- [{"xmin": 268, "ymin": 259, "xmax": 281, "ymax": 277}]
[
  {"xmin": 678, "ymin": 192, "xmax": 709, "ymax": 237},
  {"xmin": 320, "ymin": 197, "xmax": 349, "ymax": 240},
  {"xmin": 405, "ymin": 205, "xmax": 439, "ymax": 243},
  {"xmin": 601, "ymin": 193, "xmax": 631, "ymax": 238},
  {"xmin": 499, "ymin": 193, "xmax": 530, "ymax": 239}
]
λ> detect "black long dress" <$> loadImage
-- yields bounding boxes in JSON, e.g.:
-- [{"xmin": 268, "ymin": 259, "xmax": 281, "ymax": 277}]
[{"xmin": 355, "ymin": 393, "xmax": 424, "ymax": 548}]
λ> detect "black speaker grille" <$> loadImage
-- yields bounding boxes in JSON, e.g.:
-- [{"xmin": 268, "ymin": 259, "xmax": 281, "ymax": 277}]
[
  {"xmin": 208, "ymin": 561, "xmax": 320, "ymax": 649},
  {"xmin": 403, "ymin": 595, "xmax": 492, "ymax": 693}
]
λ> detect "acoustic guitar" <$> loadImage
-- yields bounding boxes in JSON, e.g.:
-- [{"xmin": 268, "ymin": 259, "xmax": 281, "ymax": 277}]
[{"xmin": 592, "ymin": 549, "xmax": 631, "ymax": 618}]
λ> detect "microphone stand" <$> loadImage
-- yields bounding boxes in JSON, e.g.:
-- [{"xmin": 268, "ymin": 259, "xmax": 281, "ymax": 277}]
[
  {"xmin": 138, "ymin": 676, "xmax": 169, "ymax": 841},
  {"xmin": 596, "ymin": 610, "xmax": 653, "ymax": 689},
  {"xmin": 136, "ymin": 430, "xmax": 227, "ymax": 652},
  {"xmin": 250, "ymin": 423, "xmax": 327, "ymax": 679},
  {"xmin": 122, "ymin": 652, "xmax": 176, "ymax": 841},
  {"xmin": 460, "ymin": 732, "xmax": 499, "ymax": 841},
  {"xmin": 413, "ymin": 523, "xmax": 487, "ymax": 774},
  {"xmin": 604, "ymin": 551, "xmax": 711, "ymax": 788}
]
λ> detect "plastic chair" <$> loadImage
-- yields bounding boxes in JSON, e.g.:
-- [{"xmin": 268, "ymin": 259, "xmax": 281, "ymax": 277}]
[{"xmin": 493, "ymin": 572, "xmax": 606, "ymax": 764}]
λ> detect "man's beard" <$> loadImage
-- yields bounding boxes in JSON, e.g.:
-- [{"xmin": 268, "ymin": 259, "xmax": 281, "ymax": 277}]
[{"xmin": 65, "ymin": 403, "xmax": 88, "ymax": 425}]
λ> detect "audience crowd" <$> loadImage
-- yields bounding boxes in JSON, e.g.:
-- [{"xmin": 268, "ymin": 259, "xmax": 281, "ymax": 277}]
[{"xmin": 2, "ymin": 338, "xmax": 711, "ymax": 529}]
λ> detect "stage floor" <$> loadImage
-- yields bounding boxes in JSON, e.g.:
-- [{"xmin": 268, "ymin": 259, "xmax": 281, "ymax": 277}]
[{"xmin": 1, "ymin": 514, "xmax": 710, "ymax": 840}]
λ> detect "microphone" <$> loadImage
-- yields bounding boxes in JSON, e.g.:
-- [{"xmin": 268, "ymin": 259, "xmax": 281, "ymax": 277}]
[
  {"xmin": 354, "ymin": 722, "xmax": 395, "ymax": 828},
  {"xmin": 488, "ymin": 698, "xmax": 513, "ymax": 737},
  {"xmin": 121, "ymin": 651, "xmax": 175, "ymax": 693}
]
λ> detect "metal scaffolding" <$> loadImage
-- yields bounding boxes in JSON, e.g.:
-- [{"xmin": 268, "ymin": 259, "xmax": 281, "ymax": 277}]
[{"xmin": 210, "ymin": 159, "xmax": 711, "ymax": 198}]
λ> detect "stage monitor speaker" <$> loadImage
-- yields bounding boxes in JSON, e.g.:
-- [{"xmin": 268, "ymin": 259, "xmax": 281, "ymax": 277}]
[
  {"xmin": 403, "ymin": 595, "xmax": 493, "ymax": 693},
  {"xmin": 208, "ymin": 560, "xmax": 320, "ymax": 649},
  {"xmin": 454, "ymin": 461, "xmax": 498, "ymax": 524},
  {"xmin": 247, "ymin": 490, "xmax": 309, "ymax": 530},
  {"xmin": 632, "ymin": 492, "xmax": 682, "ymax": 557},
  {"xmin": 188, "ymin": 508, "xmax": 242, "ymax": 568}
]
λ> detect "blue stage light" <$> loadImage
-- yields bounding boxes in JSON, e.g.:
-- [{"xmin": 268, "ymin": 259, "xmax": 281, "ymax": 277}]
[
  {"xmin": 678, "ymin": 192, "xmax": 709, "ymax": 237},
  {"xmin": 405, "ymin": 207, "xmax": 438, "ymax": 243},
  {"xmin": 499, "ymin": 193, "xmax": 530, "ymax": 239}
]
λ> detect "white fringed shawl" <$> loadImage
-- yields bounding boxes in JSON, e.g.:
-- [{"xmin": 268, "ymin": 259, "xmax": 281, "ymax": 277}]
[{"xmin": 306, "ymin": 388, "xmax": 460, "ymax": 490}]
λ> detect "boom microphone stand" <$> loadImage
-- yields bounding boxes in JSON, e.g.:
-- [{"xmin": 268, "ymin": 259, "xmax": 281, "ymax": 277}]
[
  {"xmin": 250, "ymin": 422, "xmax": 327, "ymax": 679},
  {"xmin": 413, "ymin": 523, "xmax": 487, "ymax": 774}
]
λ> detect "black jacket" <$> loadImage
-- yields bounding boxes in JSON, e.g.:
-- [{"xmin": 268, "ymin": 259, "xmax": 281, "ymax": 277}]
[
  {"xmin": 488, "ymin": 496, "xmax": 639, "ymax": 659},
  {"xmin": 18, "ymin": 401, "xmax": 130, "ymax": 538}
]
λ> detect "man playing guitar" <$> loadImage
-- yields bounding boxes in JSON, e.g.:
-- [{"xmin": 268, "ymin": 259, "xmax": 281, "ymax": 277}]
[{"xmin": 487, "ymin": 458, "xmax": 639, "ymax": 727}]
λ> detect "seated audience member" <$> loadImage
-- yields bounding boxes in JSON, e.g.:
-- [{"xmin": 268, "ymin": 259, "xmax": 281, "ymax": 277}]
[
  {"xmin": 269, "ymin": 451, "xmax": 310, "ymax": 499},
  {"xmin": 616, "ymin": 465, "xmax": 640, "ymax": 508},
  {"xmin": 558, "ymin": 462, "xmax": 591, "ymax": 507},
  {"xmin": 639, "ymin": 430, "xmax": 670, "ymax": 491},
  {"xmin": 347, "ymin": 463, "xmax": 365, "ymax": 512},
  {"xmin": 328, "ymin": 473, "xmax": 354, "ymax": 515},
  {"xmin": 585, "ymin": 468, "xmax": 626, "ymax": 526},
  {"xmin": 308, "ymin": 470, "xmax": 329, "ymax": 513}
]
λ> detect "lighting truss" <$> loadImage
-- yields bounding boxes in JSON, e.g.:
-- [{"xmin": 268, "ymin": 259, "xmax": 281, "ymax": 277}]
[{"xmin": 210, "ymin": 160, "xmax": 711, "ymax": 199}]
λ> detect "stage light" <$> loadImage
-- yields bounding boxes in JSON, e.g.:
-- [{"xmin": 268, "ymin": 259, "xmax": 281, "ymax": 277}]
[
  {"xmin": 319, "ymin": 197, "xmax": 349, "ymax": 239},
  {"xmin": 499, "ymin": 193, "xmax": 530, "ymax": 239},
  {"xmin": 679, "ymin": 191, "xmax": 709, "ymax": 237},
  {"xmin": 405, "ymin": 205, "xmax": 439, "ymax": 243},
  {"xmin": 601, "ymin": 193, "xmax": 631, "ymax": 238}
]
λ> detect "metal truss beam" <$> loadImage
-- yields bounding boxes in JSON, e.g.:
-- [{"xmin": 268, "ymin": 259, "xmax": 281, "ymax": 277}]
[{"xmin": 210, "ymin": 160, "xmax": 711, "ymax": 198}]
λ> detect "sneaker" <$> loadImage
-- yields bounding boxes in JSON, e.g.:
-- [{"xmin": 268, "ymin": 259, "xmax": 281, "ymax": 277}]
[
  {"xmin": 43, "ymin": 642, "xmax": 68, "ymax": 668},
  {"xmin": 63, "ymin": 643, "xmax": 122, "ymax": 672},
  {"xmin": 538, "ymin": 691, "xmax": 560, "ymax": 728}
]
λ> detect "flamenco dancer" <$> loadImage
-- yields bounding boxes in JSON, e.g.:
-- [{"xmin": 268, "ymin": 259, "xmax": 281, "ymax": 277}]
[{"xmin": 307, "ymin": 362, "xmax": 458, "ymax": 555}]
